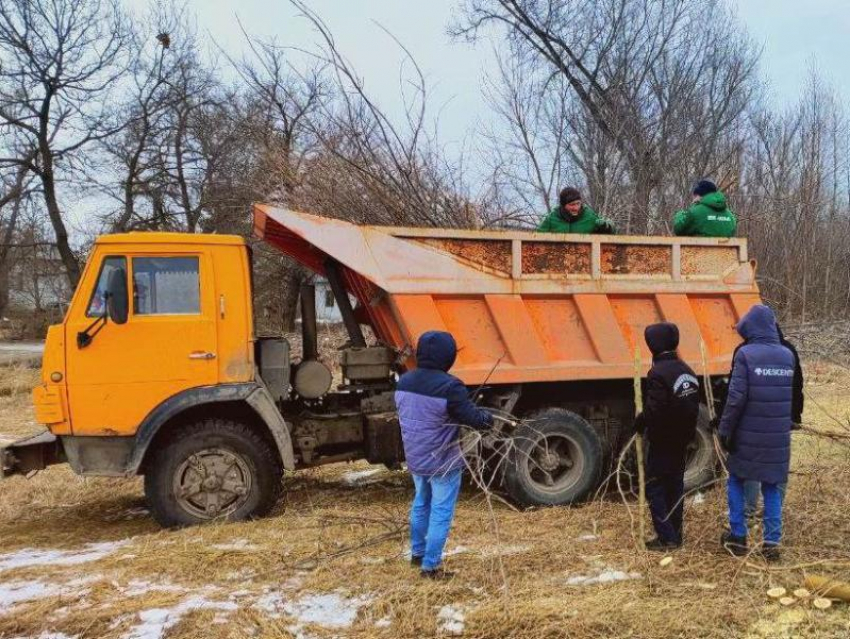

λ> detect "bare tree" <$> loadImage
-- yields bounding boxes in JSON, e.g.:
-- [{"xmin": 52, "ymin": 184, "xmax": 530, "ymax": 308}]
[
  {"xmin": 0, "ymin": 0, "xmax": 130, "ymax": 286},
  {"xmin": 459, "ymin": 0, "xmax": 759, "ymax": 232}
]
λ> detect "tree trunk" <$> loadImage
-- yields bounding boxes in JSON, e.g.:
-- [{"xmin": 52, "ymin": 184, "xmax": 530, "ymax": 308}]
[{"xmin": 39, "ymin": 148, "xmax": 81, "ymax": 288}]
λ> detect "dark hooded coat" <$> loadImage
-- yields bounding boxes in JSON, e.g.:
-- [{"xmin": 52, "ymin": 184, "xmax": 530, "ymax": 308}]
[
  {"xmin": 394, "ymin": 331, "xmax": 493, "ymax": 476},
  {"xmin": 718, "ymin": 306, "xmax": 794, "ymax": 484},
  {"xmin": 636, "ymin": 323, "xmax": 701, "ymax": 474}
]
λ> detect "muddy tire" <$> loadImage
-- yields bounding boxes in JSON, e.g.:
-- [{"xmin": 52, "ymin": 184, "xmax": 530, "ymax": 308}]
[
  {"xmin": 504, "ymin": 408, "xmax": 603, "ymax": 507},
  {"xmin": 683, "ymin": 405, "xmax": 717, "ymax": 492},
  {"xmin": 144, "ymin": 418, "xmax": 282, "ymax": 528}
]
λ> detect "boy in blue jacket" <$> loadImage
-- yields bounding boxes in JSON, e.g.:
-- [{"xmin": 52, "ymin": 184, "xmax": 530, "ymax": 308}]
[
  {"xmin": 718, "ymin": 305, "xmax": 794, "ymax": 561},
  {"xmin": 394, "ymin": 331, "xmax": 493, "ymax": 579}
]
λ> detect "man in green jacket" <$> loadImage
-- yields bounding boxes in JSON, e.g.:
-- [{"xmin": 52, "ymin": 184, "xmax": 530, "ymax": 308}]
[
  {"xmin": 538, "ymin": 188, "xmax": 616, "ymax": 234},
  {"xmin": 673, "ymin": 180, "xmax": 737, "ymax": 237}
]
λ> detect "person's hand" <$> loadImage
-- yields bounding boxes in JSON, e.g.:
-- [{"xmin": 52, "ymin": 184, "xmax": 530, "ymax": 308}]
[
  {"xmin": 598, "ymin": 220, "xmax": 616, "ymax": 234},
  {"xmin": 634, "ymin": 412, "xmax": 646, "ymax": 435}
]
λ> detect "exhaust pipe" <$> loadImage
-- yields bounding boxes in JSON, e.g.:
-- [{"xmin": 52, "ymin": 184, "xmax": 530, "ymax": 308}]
[{"xmin": 300, "ymin": 284, "xmax": 318, "ymax": 361}]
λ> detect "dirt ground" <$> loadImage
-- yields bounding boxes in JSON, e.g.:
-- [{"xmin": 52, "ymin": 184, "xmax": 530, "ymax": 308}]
[{"xmin": 1, "ymin": 361, "xmax": 850, "ymax": 639}]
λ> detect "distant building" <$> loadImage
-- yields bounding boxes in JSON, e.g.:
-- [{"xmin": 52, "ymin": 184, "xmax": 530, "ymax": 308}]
[
  {"xmin": 314, "ymin": 277, "xmax": 344, "ymax": 323},
  {"xmin": 7, "ymin": 246, "xmax": 70, "ymax": 314}
]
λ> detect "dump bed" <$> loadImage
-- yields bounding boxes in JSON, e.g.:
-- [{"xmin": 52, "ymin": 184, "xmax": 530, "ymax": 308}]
[{"xmin": 254, "ymin": 205, "xmax": 761, "ymax": 385}]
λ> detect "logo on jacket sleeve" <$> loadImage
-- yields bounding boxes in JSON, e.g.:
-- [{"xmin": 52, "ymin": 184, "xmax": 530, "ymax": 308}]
[{"xmin": 673, "ymin": 374, "xmax": 699, "ymax": 397}]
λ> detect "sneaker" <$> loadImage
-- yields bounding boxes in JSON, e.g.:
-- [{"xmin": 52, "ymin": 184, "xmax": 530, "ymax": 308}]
[
  {"xmin": 410, "ymin": 555, "xmax": 423, "ymax": 567},
  {"xmin": 721, "ymin": 531, "xmax": 748, "ymax": 557},
  {"xmin": 420, "ymin": 567, "xmax": 456, "ymax": 581},
  {"xmin": 645, "ymin": 538, "xmax": 680, "ymax": 552},
  {"xmin": 760, "ymin": 544, "xmax": 781, "ymax": 563}
]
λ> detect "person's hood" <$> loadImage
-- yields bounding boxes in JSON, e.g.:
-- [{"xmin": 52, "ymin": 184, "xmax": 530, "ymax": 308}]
[
  {"xmin": 700, "ymin": 191, "xmax": 727, "ymax": 211},
  {"xmin": 644, "ymin": 322, "xmax": 680, "ymax": 356},
  {"xmin": 737, "ymin": 305, "xmax": 780, "ymax": 344},
  {"xmin": 415, "ymin": 330, "xmax": 457, "ymax": 371}
]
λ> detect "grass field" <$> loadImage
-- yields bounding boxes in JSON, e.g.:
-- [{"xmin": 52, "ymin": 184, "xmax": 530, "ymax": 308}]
[{"xmin": 1, "ymin": 362, "xmax": 849, "ymax": 638}]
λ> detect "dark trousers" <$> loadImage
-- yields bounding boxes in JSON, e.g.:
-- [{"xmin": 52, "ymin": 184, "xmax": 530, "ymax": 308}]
[{"xmin": 646, "ymin": 471, "xmax": 684, "ymax": 544}]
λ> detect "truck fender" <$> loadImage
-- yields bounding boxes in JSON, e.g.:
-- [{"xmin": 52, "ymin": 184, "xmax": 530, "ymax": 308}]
[{"xmin": 128, "ymin": 383, "xmax": 296, "ymax": 474}]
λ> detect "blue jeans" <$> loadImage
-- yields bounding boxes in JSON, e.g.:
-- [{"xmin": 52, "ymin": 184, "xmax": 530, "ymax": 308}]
[
  {"xmin": 728, "ymin": 474, "xmax": 784, "ymax": 545},
  {"xmin": 744, "ymin": 480, "xmax": 787, "ymax": 516},
  {"xmin": 410, "ymin": 469, "xmax": 462, "ymax": 571}
]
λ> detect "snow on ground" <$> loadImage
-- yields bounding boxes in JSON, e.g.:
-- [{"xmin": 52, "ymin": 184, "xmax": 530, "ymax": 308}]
[
  {"xmin": 210, "ymin": 539, "xmax": 261, "ymax": 552},
  {"xmin": 0, "ymin": 576, "xmax": 99, "ymax": 611},
  {"xmin": 479, "ymin": 544, "xmax": 532, "ymax": 558},
  {"xmin": 437, "ymin": 605, "xmax": 466, "ymax": 636},
  {"xmin": 339, "ymin": 468, "xmax": 383, "ymax": 486},
  {"xmin": 577, "ymin": 534, "xmax": 600, "ymax": 542},
  {"xmin": 566, "ymin": 567, "xmax": 641, "ymax": 586},
  {"xmin": 284, "ymin": 592, "xmax": 372, "ymax": 629},
  {"xmin": 122, "ymin": 596, "xmax": 238, "ymax": 639},
  {"xmin": 690, "ymin": 492, "xmax": 706, "ymax": 506},
  {"xmin": 0, "ymin": 541, "xmax": 130, "ymax": 571},
  {"xmin": 117, "ymin": 580, "xmax": 189, "ymax": 597}
]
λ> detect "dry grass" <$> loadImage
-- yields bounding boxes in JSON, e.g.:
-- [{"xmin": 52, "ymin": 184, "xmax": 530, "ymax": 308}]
[{"xmin": 0, "ymin": 363, "xmax": 849, "ymax": 638}]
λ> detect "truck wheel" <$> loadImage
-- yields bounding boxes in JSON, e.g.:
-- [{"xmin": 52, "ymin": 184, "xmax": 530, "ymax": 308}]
[
  {"xmin": 144, "ymin": 418, "xmax": 283, "ymax": 528},
  {"xmin": 504, "ymin": 408, "xmax": 603, "ymax": 507},
  {"xmin": 684, "ymin": 405, "xmax": 717, "ymax": 492}
]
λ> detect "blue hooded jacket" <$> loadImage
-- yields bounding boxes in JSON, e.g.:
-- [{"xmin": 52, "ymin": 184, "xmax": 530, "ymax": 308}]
[
  {"xmin": 718, "ymin": 305, "xmax": 794, "ymax": 484},
  {"xmin": 394, "ymin": 331, "xmax": 493, "ymax": 476}
]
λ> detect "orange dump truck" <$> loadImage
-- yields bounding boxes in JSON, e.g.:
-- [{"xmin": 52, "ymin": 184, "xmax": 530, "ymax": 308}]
[{"xmin": 1, "ymin": 206, "xmax": 760, "ymax": 526}]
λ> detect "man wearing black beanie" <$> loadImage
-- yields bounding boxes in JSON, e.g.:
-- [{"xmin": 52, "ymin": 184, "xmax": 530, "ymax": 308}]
[
  {"xmin": 673, "ymin": 179, "xmax": 737, "ymax": 237},
  {"xmin": 538, "ymin": 187, "xmax": 616, "ymax": 234}
]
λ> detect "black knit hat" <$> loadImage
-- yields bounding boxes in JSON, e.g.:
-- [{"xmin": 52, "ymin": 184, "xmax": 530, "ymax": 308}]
[
  {"xmin": 692, "ymin": 179, "xmax": 718, "ymax": 197},
  {"xmin": 559, "ymin": 187, "xmax": 582, "ymax": 206}
]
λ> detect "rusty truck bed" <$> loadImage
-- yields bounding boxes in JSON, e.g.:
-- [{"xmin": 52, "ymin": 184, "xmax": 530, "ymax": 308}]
[{"xmin": 253, "ymin": 205, "xmax": 760, "ymax": 385}]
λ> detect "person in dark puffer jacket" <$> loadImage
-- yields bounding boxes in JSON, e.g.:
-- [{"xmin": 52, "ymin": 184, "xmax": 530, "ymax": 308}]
[
  {"xmin": 395, "ymin": 331, "xmax": 493, "ymax": 580},
  {"xmin": 718, "ymin": 305, "xmax": 794, "ymax": 561},
  {"xmin": 634, "ymin": 323, "xmax": 700, "ymax": 551}
]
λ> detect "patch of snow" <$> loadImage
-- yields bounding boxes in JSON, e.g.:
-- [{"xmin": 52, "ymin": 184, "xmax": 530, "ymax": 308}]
[
  {"xmin": 254, "ymin": 591, "xmax": 285, "ymax": 617},
  {"xmin": 566, "ymin": 567, "xmax": 641, "ymax": 586},
  {"xmin": 577, "ymin": 534, "xmax": 599, "ymax": 542},
  {"xmin": 119, "ymin": 580, "xmax": 188, "ymax": 597},
  {"xmin": 445, "ymin": 545, "xmax": 470, "ymax": 556},
  {"xmin": 479, "ymin": 544, "xmax": 531, "ymax": 558},
  {"xmin": 211, "ymin": 539, "xmax": 261, "ymax": 552},
  {"xmin": 10, "ymin": 633, "xmax": 77, "ymax": 639},
  {"xmin": 340, "ymin": 468, "xmax": 383, "ymax": 486},
  {"xmin": 0, "ymin": 541, "xmax": 130, "ymax": 572},
  {"xmin": 375, "ymin": 616, "xmax": 392, "ymax": 628},
  {"xmin": 283, "ymin": 592, "xmax": 372, "ymax": 629},
  {"xmin": 0, "ymin": 576, "xmax": 98, "ymax": 611},
  {"xmin": 437, "ymin": 605, "xmax": 465, "ymax": 636},
  {"xmin": 690, "ymin": 492, "xmax": 706, "ymax": 506},
  {"xmin": 123, "ymin": 596, "xmax": 238, "ymax": 639}
]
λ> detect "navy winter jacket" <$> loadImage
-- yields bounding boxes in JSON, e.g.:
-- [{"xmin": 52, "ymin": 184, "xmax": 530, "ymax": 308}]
[
  {"xmin": 718, "ymin": 305, "xmax": 794, "ymax": 484},
  {"xmin": 395, "ymin": 331, "xmax": 493, "ymax": 476}
]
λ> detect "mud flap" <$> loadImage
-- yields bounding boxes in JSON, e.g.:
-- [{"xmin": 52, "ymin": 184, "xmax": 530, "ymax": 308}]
[{"xmin": 0, "ymin": 430, "xmax": 65, "ymax": 478}]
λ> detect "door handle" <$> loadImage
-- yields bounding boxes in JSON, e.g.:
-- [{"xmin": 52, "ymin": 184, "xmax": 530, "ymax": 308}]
[{"xmin": 188, "ymin": 351, "xmax": 216, "ymax": 360}]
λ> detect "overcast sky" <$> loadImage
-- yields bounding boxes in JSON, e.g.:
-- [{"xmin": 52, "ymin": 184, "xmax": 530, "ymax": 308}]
[{"xmin": 126, "ymin": 0, "xmax": 850, "ymax": 153}]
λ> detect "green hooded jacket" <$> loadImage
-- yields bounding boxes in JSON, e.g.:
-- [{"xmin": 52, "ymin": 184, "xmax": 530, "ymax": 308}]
[
  {"xmin": 673, "ymin": 191, "xmax": 737, "ymax": 237},
  {"xmin": 537, "ymin": 204, "xmax": 616, "ymax": 234}
]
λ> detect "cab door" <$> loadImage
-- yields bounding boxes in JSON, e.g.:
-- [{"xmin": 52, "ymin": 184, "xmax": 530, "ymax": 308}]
[{"xmin": 66, "ymin": 250, "xmax": 218, "ymax": 435}]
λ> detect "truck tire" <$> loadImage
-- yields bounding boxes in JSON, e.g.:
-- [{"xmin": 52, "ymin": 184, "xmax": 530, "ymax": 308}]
[
  {"xmin": 503, "ymin": 408, "xmax": 603, "ymax": 507},
  {"xmin": 144, "ymin": 418, "xmax": 283, "ymax": 528},
  {"xmin": 683, "ymin": 405, "xmax": 717, "ymax": 492}
]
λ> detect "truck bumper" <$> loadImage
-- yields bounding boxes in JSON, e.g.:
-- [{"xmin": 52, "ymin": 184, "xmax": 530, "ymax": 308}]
[{"xmin": 0, "ymin": 430, "xmax": 65, "ymax": 479}]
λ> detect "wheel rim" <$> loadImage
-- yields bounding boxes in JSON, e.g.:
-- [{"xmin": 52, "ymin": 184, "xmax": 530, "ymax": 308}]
[
  {"xmin": 521, "ymin": 432, "xmax": 585, "ymax": 495},
  {"xmin": 173, "ymin": 448, "xmax": 253, "ymax": 520}
]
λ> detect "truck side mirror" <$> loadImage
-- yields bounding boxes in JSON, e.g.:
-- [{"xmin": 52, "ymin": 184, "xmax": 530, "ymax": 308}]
[{"xmin": 106, "ymin": 268, "xmax": 129, "ymax": 325}]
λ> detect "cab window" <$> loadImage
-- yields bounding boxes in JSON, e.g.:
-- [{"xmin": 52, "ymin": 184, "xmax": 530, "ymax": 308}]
[
  {"xmin": 133, "ymin": 256, "xmax": 200, "ymax": 315},
  {"xmin": 86, "ymin": 256, "xmax": 126, "ymax": 317}
]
